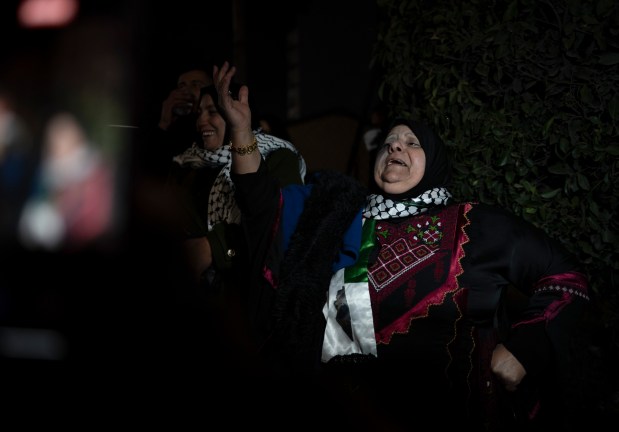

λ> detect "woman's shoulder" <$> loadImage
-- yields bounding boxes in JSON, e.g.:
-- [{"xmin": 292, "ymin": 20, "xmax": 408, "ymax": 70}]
[
  {"xmin": 257, "ymin": 131, "xmax": 299, "ymax": 165},
  {"xmin": 264, "ymin": 146, "xmax": 297, "ymax": 160},
  {"xmin": 467, "ymin": 201, "xmax": 519, "ymax": 217},
  {"xmin": 450, "ymin": 201, "xmax": 539, "ymax": 233},
  {"xmin": 448, "ymin": 200, "xmax": 513, "ymax": 214},
  {"xmin": 255, "ymin": 131, "xmax": 294, "ymax": 148}
]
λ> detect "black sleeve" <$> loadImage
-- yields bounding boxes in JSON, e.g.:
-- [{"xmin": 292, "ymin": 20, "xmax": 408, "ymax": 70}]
[
  {"xmin": 231, "ymin": 159, "xmax": 283, "ymax": 344},
  {"xmin": 465, "ymin": 203, "xmax": 589, "ymax": 378}
]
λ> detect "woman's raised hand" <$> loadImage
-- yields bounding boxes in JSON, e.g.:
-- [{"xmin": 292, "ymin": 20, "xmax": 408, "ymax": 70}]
[
  {"xmin": 213, "ymin": 61, "xmax": 252, "ymax": 134},
  {"xmin": 213, "ymin": 61, "xmax": 260, "ymax": 174}
]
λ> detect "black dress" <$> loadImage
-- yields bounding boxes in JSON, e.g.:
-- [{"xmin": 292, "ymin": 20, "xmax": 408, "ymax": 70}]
[{"xmin": 231, "ymin": 161, "xmax": 589, "ymax": 431}]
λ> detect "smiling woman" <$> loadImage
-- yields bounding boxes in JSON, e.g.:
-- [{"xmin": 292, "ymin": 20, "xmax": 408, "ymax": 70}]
[
  {"xmin": 373, "ymin": 123, "xmax": 426, "ymax": 194},
  {"xmin": 165, "ymin": 83, "xmax": 306, "ymax": 240},
  {"xmin": 204, "ymin": 61, "xmax": 592, "ymax": 430}
]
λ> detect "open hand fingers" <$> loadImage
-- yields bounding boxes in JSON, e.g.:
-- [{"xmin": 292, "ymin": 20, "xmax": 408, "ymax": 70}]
[
  {"xmin": 213, "ymin": 61, "xmax": 237, "ymax": 104},
  {"xmin": 237, "ymin": 85, "xmax": 249, "ymax": 104}
]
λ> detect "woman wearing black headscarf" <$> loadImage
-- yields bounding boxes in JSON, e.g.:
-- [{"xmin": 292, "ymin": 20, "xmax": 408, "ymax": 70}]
[{"xmin": 213, "ymin": 62, "xmax": 589, "ymax": 431}]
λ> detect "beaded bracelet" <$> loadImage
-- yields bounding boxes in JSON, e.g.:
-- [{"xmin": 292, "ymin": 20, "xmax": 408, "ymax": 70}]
[{"xmin": 230, "ymin": 134, "xmax": 258, "ymax": 155}]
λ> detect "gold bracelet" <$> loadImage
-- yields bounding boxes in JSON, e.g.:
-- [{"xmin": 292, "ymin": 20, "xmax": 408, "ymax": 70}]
[{"xmin": 230, "ymin": 134, "xmax": 258, "ymax": 155}]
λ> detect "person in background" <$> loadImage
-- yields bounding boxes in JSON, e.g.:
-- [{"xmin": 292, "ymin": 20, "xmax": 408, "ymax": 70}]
[
  {"xmin": 157, "ymin": 67, "xmax": 211, "ymax": 136},
  {"xmin": 162, "ymin": 81, "xmax": 306, "ymax": 371},
  {"xmin": 128, "ymin": 65, "xmax": 213, "ymax": 268},
  {"xmin": 137, "ymin": 66, "xmax": 212, "ymax": 182},
  {"xmin": 18, "ymin": 111, "xmax": 114, "ymax": 251},
  {"xmin": 213, "ymin": 61, "xmax": 590, "ymax": 431},
  {"xmin": 168, "ymin": 83, "xmax": 306, "ymax": 285}
]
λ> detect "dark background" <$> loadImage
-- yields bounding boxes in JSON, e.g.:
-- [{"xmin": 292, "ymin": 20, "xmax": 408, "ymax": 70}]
[
  {"xmin": 1, "ymin": 2, "xmax": 616, "ymax": 425},
  {"xmin": 0, "ymin": 0, "xmax": 379, "ymax": 129},
  {"xmin": 0, "ymin": 0, "xmax": 380, "ymax": 410},
  {"xmin": 0, "ymin": 0, "xmax": 380, "ymax": 185},
  {"xmin": 139, "ymin": 0, "xmax": 379, "ymax": 123}
]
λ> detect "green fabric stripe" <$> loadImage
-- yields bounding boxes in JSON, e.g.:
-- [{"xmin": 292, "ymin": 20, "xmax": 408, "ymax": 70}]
[{"xmin": 345, "ymin": 218, "xmax": 376, "ymax": 283}]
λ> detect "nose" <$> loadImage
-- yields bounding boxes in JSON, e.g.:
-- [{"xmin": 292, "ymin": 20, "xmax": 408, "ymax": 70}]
[
  {"xmin": 196, "ymin": 112, "xmax": 205, "ymax": 125},
  {"xmin": 196, "ymin": 113, "xmax": 210, "ymax": 131},
  {"xmin": 387, "ymin": 140, "xmax": 403, "ymax": 153},
  {"xmin": 197, "ymin": 109, "xmax": 211, "ymax": 122}
]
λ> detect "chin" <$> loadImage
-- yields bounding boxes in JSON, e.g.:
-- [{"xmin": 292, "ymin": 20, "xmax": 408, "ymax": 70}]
[
  {"xmin": 378, "ymin": 179, "xmax": 412, "ymax": 195},
  {"xmin": 202, "ymin": 141, "xmax": 223, "ymax": 151},
  {"xmin": 381, "ymin": 187, "xmax": 407, "ymax": 196}
]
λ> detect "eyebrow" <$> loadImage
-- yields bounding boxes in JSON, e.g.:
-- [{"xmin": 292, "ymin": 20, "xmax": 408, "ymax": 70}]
[{"xmin": 386, "ymin": 131, "xmax": 416, "ymax": 140}]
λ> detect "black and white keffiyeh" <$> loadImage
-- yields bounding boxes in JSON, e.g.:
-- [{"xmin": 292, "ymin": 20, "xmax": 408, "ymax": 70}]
[
  {"xmin": 363, "ymin": 187, "xmax": 452, "ymax": 220},
  {"xmin": 173, "ymin": 130, "xmax": 306, "ymax": 230}
]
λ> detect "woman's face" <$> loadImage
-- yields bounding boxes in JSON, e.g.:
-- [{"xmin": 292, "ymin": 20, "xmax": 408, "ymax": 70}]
[
  {"xmin": 196, "ymin": 93, "xmax": 226, "ymax": 151},
  {"xmin": 373, "ymin": 124, "xmax": 426, "ymax": 195}
]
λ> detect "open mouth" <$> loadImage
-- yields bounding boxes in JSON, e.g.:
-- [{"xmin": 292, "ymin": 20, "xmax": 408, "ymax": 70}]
[{"xmin": 386, "ymin": 158, "xmax": 407, "ymax": 167}]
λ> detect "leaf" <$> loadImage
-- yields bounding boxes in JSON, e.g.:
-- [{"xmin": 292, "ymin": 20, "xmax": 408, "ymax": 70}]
[
  {"xmin": 540, "ymin": 188, "xmax": 561, "ymax": 199},
  {"xmin": 548, "ymin": 163, "xmax": 573, "ymax": 175},
  {"xmin": 577, "ymin": 173, "xmax": 591, "ymax": 190}
]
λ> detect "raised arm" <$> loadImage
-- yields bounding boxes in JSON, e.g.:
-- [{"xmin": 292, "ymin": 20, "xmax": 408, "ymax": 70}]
[{"xmin": 213, "ymin": 61, "xmax": 261, "ymax": 174}]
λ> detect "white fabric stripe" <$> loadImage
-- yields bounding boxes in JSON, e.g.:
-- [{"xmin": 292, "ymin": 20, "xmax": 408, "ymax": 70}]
[
  {"xmin": 345, "ymin": 281, "xmax": 377, "ymax": 357},
  {"xmin": 321, "ymin": 270, "xmax": 377, "ymax": 362}
]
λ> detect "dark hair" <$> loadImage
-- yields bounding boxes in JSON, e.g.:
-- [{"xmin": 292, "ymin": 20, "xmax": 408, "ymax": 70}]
[{"xmin": 175, "ymin": 58, "xmax": 213, "ymax": 78}]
